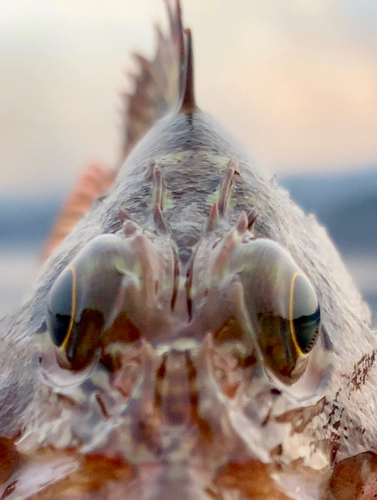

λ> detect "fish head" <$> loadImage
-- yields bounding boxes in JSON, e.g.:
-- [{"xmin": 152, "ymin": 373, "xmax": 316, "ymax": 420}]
[{"xmin": 30, "ymin": 202, "xmax": 332, "ymax": 498}]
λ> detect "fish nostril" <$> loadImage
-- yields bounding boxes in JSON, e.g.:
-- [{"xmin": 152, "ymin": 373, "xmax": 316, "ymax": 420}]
[{"xmin": 270, "ymin": 388, "xmax": 281, "ymax": 396}]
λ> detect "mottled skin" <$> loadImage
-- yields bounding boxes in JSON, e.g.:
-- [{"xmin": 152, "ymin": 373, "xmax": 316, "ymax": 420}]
[{"xmin": 0, "ymin": 4, "xmax": 376, "ymax": 500}]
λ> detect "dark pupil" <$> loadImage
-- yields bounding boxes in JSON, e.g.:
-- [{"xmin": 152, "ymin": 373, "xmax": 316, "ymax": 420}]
[
  {"xmin": 292, "ymin": 275, "xmax": 320, "ymax": 354},
  {"xmin": 47, "ymin": 268, "xmax": 74, "ymax": 347}
]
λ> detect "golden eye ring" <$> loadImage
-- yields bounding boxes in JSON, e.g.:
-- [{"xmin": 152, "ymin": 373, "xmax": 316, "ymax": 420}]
[
  {"xmin": 289, "ymin": 272, "xmax": 320, "ymax": 356},
  {"xmin": 60, "ymin": 265, "xmax": 77, "ymax": 351},
  {"xmin": 47, "ymin": 265, "xmax": 77, "ymax": 350}
]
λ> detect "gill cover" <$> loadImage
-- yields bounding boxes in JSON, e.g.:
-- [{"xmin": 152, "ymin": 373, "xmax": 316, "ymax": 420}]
[{"xmin": 46, "ymin": 234, "xmax": 127, "ymax": 371}]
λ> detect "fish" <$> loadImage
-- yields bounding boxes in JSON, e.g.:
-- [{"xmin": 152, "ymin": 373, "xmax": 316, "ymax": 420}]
[{"xmin": 0, "ymin": 2, "xmax": 376, "ymax": 499}]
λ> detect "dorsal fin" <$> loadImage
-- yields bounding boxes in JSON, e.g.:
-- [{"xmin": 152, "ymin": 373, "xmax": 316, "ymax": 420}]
[
  {"xmin": 42, "ymin": 2, "xmax": 191, "ymax": 260},
  {"xmin": 179, "ymin": 28, "xmax": 196, "ymax": 113},
  {"xmin": 122, "ymin": 0, "xmax": 189, "ymax": 159},
  {"xmin": 41, "ymin": 164, "xmax": 115, "ymax": 259}
]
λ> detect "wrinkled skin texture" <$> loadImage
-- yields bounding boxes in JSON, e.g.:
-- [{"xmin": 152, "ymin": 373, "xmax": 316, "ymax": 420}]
[{"xmin": 0, "ymin": 4, "xmax": 376, "ymax": 500}]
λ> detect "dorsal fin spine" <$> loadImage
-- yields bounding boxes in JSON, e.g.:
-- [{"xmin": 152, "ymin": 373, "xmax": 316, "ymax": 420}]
[{"xmin": 179, "ymin": 28, "xmax": 196, "ymax": 113}]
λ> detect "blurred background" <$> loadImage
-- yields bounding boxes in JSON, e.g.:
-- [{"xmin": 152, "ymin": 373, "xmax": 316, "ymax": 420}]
[{"xmin": 0, "ymin": 0, "xmax": 376, "ymax": 320}]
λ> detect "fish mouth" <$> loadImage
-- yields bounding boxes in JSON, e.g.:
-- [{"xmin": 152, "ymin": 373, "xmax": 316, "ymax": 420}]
[
  {"xmin": 17, "ymin": 333, "xmax": 330, "ymax": 499},
  {"xmin": 0, "ymin": 448, "xmax": 297, "ymax": 500},
  {"xmin": 0, "ymin": 442, "xmax": 332, "ymax": 500},
  {"xmin": 8, "ymin": 450, "xmax": 376, "ymax": 500},
  {"xmin": 37, "ymin": 333, "xmax": 276, "ymax": 457},
  {"xmin": 0, "ymin": 324, "xmax": 332, "ymax": 500}
]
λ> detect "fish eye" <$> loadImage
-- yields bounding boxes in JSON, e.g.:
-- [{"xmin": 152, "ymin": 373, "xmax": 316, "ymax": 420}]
[
  {"xmin": 46, "ymin": 234, "xmax": 126, "ymax": 371},
  {"xmin": 47, "ymin": 266, "xmax": 76, "ymax": 349},
  {"xmin": 232, "ymin": 239, "xmax": 321, "ymax": 383},
  {"xmin": 46, "ymin": 260, "xmax": 106, "ymax": 371}
]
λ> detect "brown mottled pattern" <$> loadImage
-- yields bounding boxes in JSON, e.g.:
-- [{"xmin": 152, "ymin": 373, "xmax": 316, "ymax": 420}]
[{"xmin": 121, "ymin": 0, "xmax": 184, "ymax": 159}]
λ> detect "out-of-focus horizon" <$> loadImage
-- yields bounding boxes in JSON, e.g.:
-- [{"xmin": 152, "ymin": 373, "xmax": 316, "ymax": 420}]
[{"xmin": 0, "ymin": 0, "xmax": 376, "ymax": 196}]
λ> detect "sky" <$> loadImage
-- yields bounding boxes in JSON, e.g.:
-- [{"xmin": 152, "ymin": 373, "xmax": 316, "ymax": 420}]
[{"xmin": 0, "ymin": 0, "xmax": 376, "ymax": 196}]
